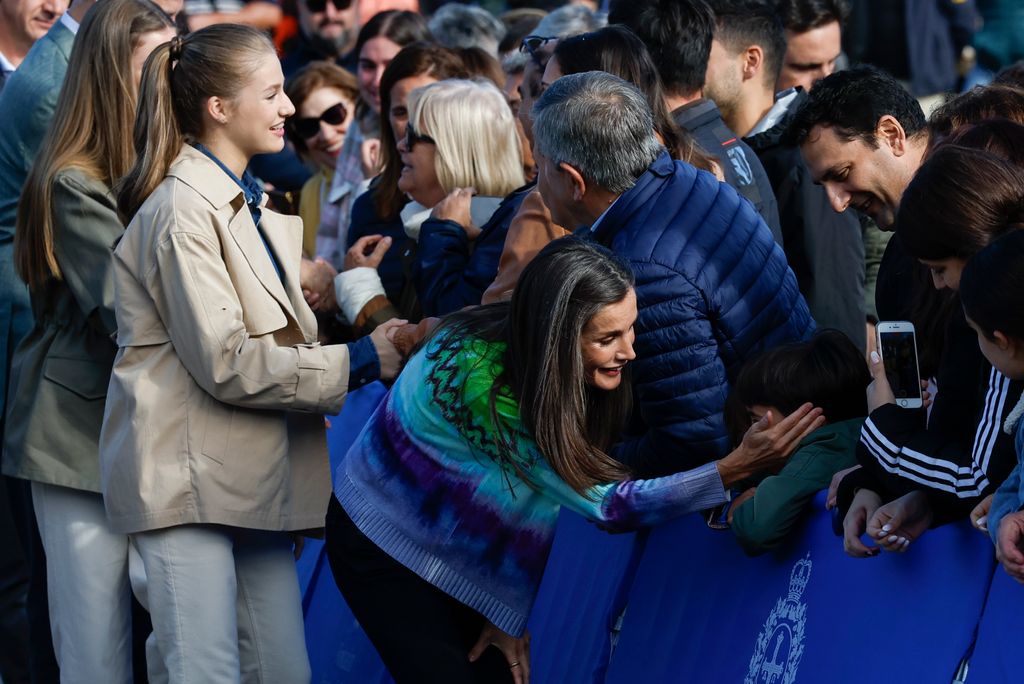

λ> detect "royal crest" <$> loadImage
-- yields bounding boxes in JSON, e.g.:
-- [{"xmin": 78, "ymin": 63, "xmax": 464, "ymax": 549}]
[{"xmin": 745, "ymin": 553, "xmax": 812, "ymax": 684}]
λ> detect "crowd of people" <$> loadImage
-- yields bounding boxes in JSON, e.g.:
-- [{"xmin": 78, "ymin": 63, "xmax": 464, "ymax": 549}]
[{"xmin": 2, "ymin": 0, "xmax": 1024, "ymax": 682}]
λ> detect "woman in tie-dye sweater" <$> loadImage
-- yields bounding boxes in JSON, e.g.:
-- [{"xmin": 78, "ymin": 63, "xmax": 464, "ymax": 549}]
[{"xmin": 325, "ymin": 238, "xmax": 823, "ymax": 684}]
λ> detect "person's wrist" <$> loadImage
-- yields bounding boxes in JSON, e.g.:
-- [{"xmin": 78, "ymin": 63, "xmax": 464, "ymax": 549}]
[{"xmin": 716, "ymin": 449, "xmax": 750, "ymax": 489}]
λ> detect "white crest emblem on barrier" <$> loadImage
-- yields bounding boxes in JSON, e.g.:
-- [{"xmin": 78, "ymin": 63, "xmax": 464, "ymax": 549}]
[{"xmin": 745, "ymin": 553, "xmax": 811, "ymax": 684}]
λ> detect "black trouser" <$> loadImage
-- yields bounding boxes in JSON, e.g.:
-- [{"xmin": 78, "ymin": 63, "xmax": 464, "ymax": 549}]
[{"xmin": 325, "ymin": 495, "xmax": 514, "ymax": 684}]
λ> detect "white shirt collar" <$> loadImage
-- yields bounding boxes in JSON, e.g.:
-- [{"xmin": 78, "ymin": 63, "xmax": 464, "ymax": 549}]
[
  {"xmin": 0, "ymin": 51, "xmax": 15, "ymax": 75},
  {"xmin": 747, "ymin": 87, "xmax": 800, "ymax": 138},
  {"xmin": 60, "ymin": 11, "xmax": 81, "ymax": 35}
]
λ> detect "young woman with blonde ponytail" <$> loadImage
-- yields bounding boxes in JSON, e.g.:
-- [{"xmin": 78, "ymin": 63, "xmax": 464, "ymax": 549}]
[
  {"xmin": 2, "ymin": 0, "xmax": 175, "ymax": 681},
  {"xmin": 102, "ymin": 23, "xmax": 404, "ymax": 682}
]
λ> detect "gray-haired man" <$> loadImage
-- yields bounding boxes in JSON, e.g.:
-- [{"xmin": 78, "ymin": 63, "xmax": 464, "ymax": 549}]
[{"xmin": 532, "ymin": 71, "xmax": 815, "ymax": 487}]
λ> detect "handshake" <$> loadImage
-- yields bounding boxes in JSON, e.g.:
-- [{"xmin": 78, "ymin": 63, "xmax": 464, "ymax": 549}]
[{"xmin": 299, "ymin": 253, "xmax": 438, "ymax": 383}]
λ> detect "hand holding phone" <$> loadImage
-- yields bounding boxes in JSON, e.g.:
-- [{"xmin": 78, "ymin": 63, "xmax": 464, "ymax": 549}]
[{"xmin": 875, "ymin": 321, "xmax": 923, "ymax": 409}]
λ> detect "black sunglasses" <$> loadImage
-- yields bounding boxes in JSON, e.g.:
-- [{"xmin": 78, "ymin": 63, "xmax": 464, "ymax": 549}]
[
  {"xmin": 405, "ymin": 122, "xmax": 436, "ymax": 149},
  {"xmin": 304, "ymin": 0, "xmax": 352, "ymax": 12},
  {"xmin": 290, "ymin": 102, "xmax": 348, "ymax": 139},
  {"xmin": 520, "ymin": 35, "xmax": 557, "ymax": 56}
]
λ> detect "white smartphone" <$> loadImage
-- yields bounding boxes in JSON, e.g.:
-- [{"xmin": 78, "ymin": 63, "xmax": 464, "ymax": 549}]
[{"xmin": 876, "ymin": 321, "xmax": 923, "ymax": 409}]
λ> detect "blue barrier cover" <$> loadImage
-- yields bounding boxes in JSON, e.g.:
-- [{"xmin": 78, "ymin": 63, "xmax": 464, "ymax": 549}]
[
  {"xmin": 527, "ymin": 511, "xmax": 643, "ymax": 684},
  {"xmin": 964, "ymin": 564, "xmax": 1022, "ymax": 684},
  {"xmin": 301, "ymin": 382, "xmax": 392, "ymax": 684},
  {"xmin": 607, "ymin": 491, "xmax": 995, "ymax": 684}
]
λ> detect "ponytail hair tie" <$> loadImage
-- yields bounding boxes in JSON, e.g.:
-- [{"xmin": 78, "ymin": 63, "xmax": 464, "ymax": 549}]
[{"xmin": 169, "ymin": 34, "xmax": 185, "ymax": 62}]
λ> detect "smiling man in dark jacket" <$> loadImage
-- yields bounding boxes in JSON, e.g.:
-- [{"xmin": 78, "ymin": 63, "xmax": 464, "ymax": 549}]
[
  {"xmin": 704, "ymin": 0, "xmax": 866, "ymax": 349},
  {"xmin": 533, "ymin": 71, "xmax": 814, "ymax": 480}
]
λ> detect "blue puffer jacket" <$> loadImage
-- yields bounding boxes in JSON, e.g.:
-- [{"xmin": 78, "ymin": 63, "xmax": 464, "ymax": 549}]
[
  {"xmin": 586, "ymin": 151, "xmax": 815, "ymax": 478},
  {"xmin": 413, "ymin": 185, "xmax": 531, "ymax": 317}
]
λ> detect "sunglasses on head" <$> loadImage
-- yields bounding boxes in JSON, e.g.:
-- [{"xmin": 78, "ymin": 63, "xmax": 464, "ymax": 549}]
[
  {"xmin": 289, "ymin": 102, "xmax": 349, "ymax": 139},
  {"xmin": 304, "ymin": 0, "xmax": 352, "ymax": 12},
  {"xmin": 405, "ymin": 123, "xmax": 436, "ymax": 149}
]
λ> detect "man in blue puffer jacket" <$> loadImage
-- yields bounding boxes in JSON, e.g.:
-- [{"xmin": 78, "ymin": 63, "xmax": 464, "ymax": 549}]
[{"xmin": 533, "ymin": 71, "xmax": 815, "ymax": 479}]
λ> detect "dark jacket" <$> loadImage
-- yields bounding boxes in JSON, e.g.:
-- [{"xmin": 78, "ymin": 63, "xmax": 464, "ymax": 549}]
[
  {"xmin": 347, "ymin": 186, "xmax": 409, "ymax": 303},
  {"xmin": 731, "ymin": 418, "xmax": 862, "ymax": 555},
  {"xmin": 413, "ymin": 185, "xmax": 530, "ymax": 317},
  {"xmin": 745, "ymin": 89, "xmax": 867, "ymax": 349},
  {"xmin": 845, "ymin": 0, "xmax": 979, "ymax": 96},
  {"xmin": 672, "ymin": 98, "xmax": 783, "ymax": 245},
  {"xmin": 584, "ymin": 151, "xmax": 814, "ymax": 478},
  {"xmin": 838, "ymin": 308, "xmax": 1023, "ymax": 526}
]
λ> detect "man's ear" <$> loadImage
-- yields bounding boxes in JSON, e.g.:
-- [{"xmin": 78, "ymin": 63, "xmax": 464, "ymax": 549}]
[
  {"xmin": 741, "ymin": 45, "xmax": 764, "ymax": 83},
  {"xmin": 876, "ymin": 114, "xmax": 909, "ymax": 156},
  {"xmin": 994, "ymin": 330, "xmax": 1016, "ymax": 353},
  {"xmin": 559, "ymin": 161, "xmax": 588, "ymax": 201}
]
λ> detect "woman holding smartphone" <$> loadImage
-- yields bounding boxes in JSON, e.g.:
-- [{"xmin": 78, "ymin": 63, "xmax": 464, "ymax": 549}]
[
  {"xmin": 103, "ymin": 24, "xmax": 403, "ymax": 682},
  {"xmin": 836, "ymin": 141, "xmax": 1024, "ymax": 556}
]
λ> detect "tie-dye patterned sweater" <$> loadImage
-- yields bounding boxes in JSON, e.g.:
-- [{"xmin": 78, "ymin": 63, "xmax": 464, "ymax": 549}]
[{"xmin": 335, "ymin": 333, "xmax": 727, "ymax": 636}]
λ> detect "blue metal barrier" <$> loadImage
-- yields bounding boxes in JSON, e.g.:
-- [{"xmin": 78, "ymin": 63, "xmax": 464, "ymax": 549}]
[
  {"xmin": 526, "ymin": 512, "xmax": 644, "ymax": 683},
  {"xmin": 963, "ymin": 564, "xmax": 1020, "ymax": 683},
  {"xmin": 301, "ymin": 382, "xmax": 392, "ymax": 684},
  {"xmin": 606, "ymin": 491, "xmax": 995, "ymax": 684}
]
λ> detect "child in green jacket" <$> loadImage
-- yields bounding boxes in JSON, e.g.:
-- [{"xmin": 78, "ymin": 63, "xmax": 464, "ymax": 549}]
[{"xmin": 726, "ymin": 330, "xmax": 871, "ymax": 555}]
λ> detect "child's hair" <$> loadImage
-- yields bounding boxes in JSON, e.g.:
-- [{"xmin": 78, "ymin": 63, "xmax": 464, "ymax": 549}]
[
  {"xmin": 960, "ymin": 229, "xmax": 1024, "ymax": 341},
  {"xmin": 726, "ymin": 329, "xmax": 870, "ymax": 444},
  {"xmin": 116, "ymin": 24, "xmax": 276, "ymax": 221}
]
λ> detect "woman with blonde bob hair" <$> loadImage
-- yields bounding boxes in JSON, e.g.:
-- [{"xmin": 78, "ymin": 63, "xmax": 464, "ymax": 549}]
[
  {"xmin": 105, "ymin": 23, "xmax": 403, "ymax": 682},
  {"xmin": 408, "ymin": 78, "xmax": 525, "ymax": 199},
  {"xmin": 3, "ymin": 0, "xmax": 175, "ymax": 680},
  {"xmin": 334, "ymin": 78, "xmax": 525, "ymax": 323}
]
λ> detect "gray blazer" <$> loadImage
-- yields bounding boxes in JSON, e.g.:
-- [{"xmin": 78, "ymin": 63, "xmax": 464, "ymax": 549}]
[
  {"xmin": 3, "ymin": 170, "xmax": 121, "ymax": 492},
  {"xmin": 0, "ymin": 20, "xmax": 75, "ymax": 424}
]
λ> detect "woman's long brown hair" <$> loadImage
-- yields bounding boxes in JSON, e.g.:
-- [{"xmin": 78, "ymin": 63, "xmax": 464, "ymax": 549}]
[
  {"xmin": 430, "ymin": 238, "xmax": 633, "ymax": 497},
  {"xmin": 14, "ymin": 0, "xmax": 174, "ymax": 289}
]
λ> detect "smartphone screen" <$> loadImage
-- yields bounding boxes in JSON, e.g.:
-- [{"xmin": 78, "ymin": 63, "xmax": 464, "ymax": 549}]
[{"xmin": 878, "ymin": 331, "xmax": 922, "ymax": 401}]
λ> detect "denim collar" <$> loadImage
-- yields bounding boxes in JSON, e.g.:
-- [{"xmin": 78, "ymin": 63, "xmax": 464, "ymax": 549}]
[{"xmin": 191, "ymin": 143, "xmax": 263, "ymax": 213}]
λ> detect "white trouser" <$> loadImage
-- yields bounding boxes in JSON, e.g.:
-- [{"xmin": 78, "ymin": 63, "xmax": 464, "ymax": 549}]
[
  {"xmin": 31, "ymin": 482, "xmax": 134, "ymax": 684},
  {"xmin": 131, "ymin": 524, "xmax": 311, "ymax": 684}
]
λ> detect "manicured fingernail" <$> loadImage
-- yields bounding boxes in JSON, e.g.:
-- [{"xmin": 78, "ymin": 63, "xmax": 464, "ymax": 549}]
[
  {"xmin": 882, "ymin": 524, "xmax": 892, "ymax": 532},
  {"xmin": 902, "ymin": 539, "xmax": 910, "ymax": 548},
  {"xmin": 870, "ymin": 351, "xmax": 880, "ymax": 363},
  {"xmin": 887, "ymin": 535, "xmax": 898, "ymax": 543},
  {"xmin": 977, "ymin": 516, "xmax": 987, "ymax": 526}
]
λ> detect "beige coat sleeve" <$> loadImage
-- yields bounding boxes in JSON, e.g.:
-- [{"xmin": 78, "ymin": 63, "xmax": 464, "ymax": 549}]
[
  {"xmin": 152, "ymin": 228, "xmax": 350, "ymax": 415},
  {"xmin": 481, "ymin": 188, "xmax": 569, "ymax": 304}
]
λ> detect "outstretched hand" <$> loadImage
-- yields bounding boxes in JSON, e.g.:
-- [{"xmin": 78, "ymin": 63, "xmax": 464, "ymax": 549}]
[
  {"xmin": 468, "ymin": 621, "xmax": 530, "ymax": 684},
  {"xmin": 716, "ymin": 403, "xmax": 824, "ymax": 488},
  {"xmin": 344, "ymin": 235, "xmax": 392, "ymax": 272}
]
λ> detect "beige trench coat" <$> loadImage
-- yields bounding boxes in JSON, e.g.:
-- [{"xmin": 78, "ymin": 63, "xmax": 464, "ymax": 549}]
[{"xmin": 100, "ymin": 146, "xmax": 350, "ymax": 534}]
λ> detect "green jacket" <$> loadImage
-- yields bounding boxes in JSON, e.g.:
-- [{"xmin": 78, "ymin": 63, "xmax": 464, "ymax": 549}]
[
  {"xmin": 730, "ymin": 418, "xmax": 863, "ymax": 556},
  {"xmin": 3, "ymin": 169, "xmax": 121, "ymax": 492}
]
